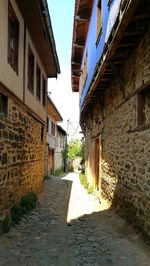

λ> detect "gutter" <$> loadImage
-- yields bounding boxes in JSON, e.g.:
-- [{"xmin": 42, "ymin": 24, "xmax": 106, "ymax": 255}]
[{"xmin": 40, "ymin": 0, "xmax": 61, "ymax": 75}]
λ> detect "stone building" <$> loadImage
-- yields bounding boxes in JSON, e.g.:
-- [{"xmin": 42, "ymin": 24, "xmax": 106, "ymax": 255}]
[
  {"xmin": 0, "ymin": 0, "xmax": 60, "ymax": 222},
  {"xmin": 71, "ymin": 0, "xmax": 150, "ymax": 236},
  {"xmin": 55, "ymin": 125, "xmax": 67, "ymax": 172},
  {"xmin": 46, "ymin": 97, "xmax": 62, "ymax": 175}
]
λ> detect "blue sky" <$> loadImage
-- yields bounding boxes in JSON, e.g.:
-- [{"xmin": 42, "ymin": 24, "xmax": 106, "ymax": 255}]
[
  {"xmin": 47, "ymin": 1, "xmax": 81, "ymax": 138},
  {"xmin": 48, "ymin": 0, "xmax": 75, "ymax": 71}
]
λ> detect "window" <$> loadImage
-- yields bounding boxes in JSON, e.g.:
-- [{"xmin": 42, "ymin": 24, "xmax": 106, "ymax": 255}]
[
  {"xmin": 51, "ymin": 121, "xmax": 55, "ymax": 136},
  {"xmin": 41, "ymin": 126, "xmax": 44, "ymax": 143},
  {"xmin": 42, "ymin": 76, "xmax": 46, "ymax": 107},
  {"xmin": 28, "ymin": 46, "xmax": 34, "ymax": 94},
  {"xmin": 137, "ymin": 88, "xmax": 150, "ymax": 127},
  {"xmin": 47, "ymin": 117, "xmax": 49, "ymax": 132},
  {"xmin": 0, "ymin": 93, "xmax": 8, "ymax": 118},
  {"xmin": 36, "ymin": 65, "xmax": 41, "ymax": 100},
  {"xmin": 96, "ymin": 0, "xmax": 102, "ymax": 43},
  {"xmin": 82, "ymin": 52, "xmax": 88, "ymax": 89},
  {"xmin": 8, "ymin": 1, "xmax": 19, "ymax": 74}
]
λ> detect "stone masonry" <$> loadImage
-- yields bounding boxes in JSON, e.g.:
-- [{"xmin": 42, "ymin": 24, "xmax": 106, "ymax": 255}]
[
  {"xmin": 0, "ymin": 88, "xmax": 46, "ymax": 223},
  {"xmin": 83, "ymin": 28, "xmax": 150, "ymax": 236},
  {"xmin": 0, "ymin": 174, "xmax": 149, "ymax": 266}
]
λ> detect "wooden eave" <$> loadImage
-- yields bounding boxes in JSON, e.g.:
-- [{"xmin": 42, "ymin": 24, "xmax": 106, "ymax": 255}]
[
  {"xmin": 57, "ymin": 125, "xmax": 67, "ymax": 136},
  {"xmin": 47, "ymin": 97, "xmax": 62, "ymax": 122},
  {"xmin": 81, "ymin": 0, "xmax": 150, "ymax": 115},
  {"xmin": 16, "ymin": 0, "xmax": 60, "ymax": 77},
  {"xmin": 71, "ymin": 0, "xmax": 93, "ymax": 92}
]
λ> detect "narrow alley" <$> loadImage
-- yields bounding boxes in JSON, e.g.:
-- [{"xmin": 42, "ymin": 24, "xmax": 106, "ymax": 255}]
[{"xmin": 0, "ymin": 173, "xmax": 149, "ymax": 266}]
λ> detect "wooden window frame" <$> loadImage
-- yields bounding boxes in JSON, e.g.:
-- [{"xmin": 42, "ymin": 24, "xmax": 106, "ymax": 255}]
[
  {"xmin": 27, "ymin": 45, "xmax": 34, "ymax": 94},
  {"xmin": 36, "ymin": 64, "xmax": 41, "ymax": 101},
  {"xmin": 47, "ymin": 117, "xmax": 49, "ymax": 132},
  {"xmin": 82, "ymin": 51, "xmax": 88, "ymax": 90},
  {"xmin": 96, "ymin": 0, "xmax": 102, "ymax": 46},
  {"xmin": 41, "ymin": 126, "xmax": 44, "ymax": 143},
  {"xmin": 42, "ymin": 76, "xmax": 46, "ymax": 107},
  {"xmin": 51, "ymin": 121, "xmax": 55, "ymax": 137},
  {"xmin": 8, "ymin": 1, "xmax": 19, "ymax": 74}
]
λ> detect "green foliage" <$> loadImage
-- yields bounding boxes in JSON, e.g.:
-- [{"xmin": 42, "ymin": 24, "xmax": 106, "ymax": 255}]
[
  {"xmin": 20, "ymin": 192, "xmax": 37, "ymax": 214},
  {"xmin": 67, "ymin": 139, "xmax": 83, "ymax": 160},
  {"xmin": 2, "ymin": 215, "xmax": 11, "ymax": 233},
  {"xmin": 79, "ymin": 173, "xmax": 93, "ymax": 194},
  {"xmin": 11, "ymin": 203, "xmax": 22, "ymax": 224},
  {"xmin": 11, "ymin": 192, "xmax": 38, "ymax": 225},
  {"xmin": 44, "ymin": 175, "xmax": 52, "ymax": 180},
  {"xmin": 1, "ymin": 192, "xmax": 38, "ymax": 234},
  {"xmin": 53, "ymin": 168, "xmax": 64, "ymax": 177},
  {"xmin": 87, "ymin": 186, "xmax": 94, "ymax": 194},
  {"xmin": 79, "ymin": 173, "xmax": 89, "ymax": 189}
]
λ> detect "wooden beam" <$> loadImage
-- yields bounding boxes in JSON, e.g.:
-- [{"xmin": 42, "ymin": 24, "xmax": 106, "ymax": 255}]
[
  {"xmin": 118, "ymin": 43, "xmax": 134, "ymax": 47},
  {"xmin": 124, "ymin": 30, "xmax": 143, "ymax": 36},
  {"xmin": 72, "ymin": 61, "xmax": 81, "ymax": 65},
  {"xmin": 73, "ymin": 43, "xmax": 84, "ymax": 48},
  {"xmin": 75, "ymin": 15, "xmax": 88, "ymax": 22},
  {"xmin": 72, "ymin": 75, "xmax": 80, "ymax": 79},
  {"xmin": 131, "ymin": 14, "xmax": 150, "ymax": 21}
]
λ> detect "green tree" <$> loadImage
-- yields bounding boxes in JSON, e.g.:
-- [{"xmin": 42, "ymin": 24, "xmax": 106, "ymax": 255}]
[{"xmin": 67, "ymin": 139, "xmax": 83, "ymax": 159}]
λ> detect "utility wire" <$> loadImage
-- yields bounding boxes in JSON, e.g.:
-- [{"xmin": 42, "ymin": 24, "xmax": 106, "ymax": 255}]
[{"xmin": 69, "ymin": 123, "xmax": 80, "ymax": 137}]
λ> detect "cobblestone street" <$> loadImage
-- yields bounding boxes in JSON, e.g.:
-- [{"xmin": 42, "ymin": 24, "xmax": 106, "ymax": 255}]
[{"xmin": 0, "ymin": 173, "xmax": 149, "ymax": 266}]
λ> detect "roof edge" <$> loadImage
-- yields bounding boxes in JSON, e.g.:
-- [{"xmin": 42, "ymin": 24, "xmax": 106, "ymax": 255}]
[
  {"xmin": 57, "ymin": 125, "xmax": 67, "ymax": 136},
  {"xmin": 41, "ymin": 0, "xmax": 61, "ymax": 75},
  {"xmin": 47, "ymin": 96, "xmax": 63, "ymax": 122}
]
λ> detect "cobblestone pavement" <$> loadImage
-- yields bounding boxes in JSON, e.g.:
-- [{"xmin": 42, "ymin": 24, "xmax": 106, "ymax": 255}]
[{"xmin": 0, "ymin": 173, "xmax": 149, "ymax": 266}]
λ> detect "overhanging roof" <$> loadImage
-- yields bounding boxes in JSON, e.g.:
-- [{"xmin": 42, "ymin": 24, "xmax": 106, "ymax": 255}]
[
  {"xmin": 16, "ymin": 0, "xmax": 60, "ymax": 77},
  {"xmin": 71, "ymin": 0, "xmax": 150, "ymax": 118},
  {"xmin": 71, "ymin": 0, "xmax": 93, "ymax": 92},
  {"xmin": 81, "ymin": 0, "xmax": 150, "ymax": 114},
  {"xmin": 47, "ymin": 96, "xmax": 63, "ymax": 122},
  {"xmin": 57, "ymin": 125, "xmax": 67, "ymax": 136}
]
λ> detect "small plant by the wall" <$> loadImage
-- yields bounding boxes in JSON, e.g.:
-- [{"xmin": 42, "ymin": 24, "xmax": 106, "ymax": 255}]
[
  {"xmin": 1, "ymin": 192, "xmax": 38, "ymax": 234},
  {"xmin": 2, "ymin": 214, "xmax": 11, "ymax": 233}
]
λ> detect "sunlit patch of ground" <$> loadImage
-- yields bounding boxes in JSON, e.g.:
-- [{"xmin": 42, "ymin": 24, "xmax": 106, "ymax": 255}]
[{"xmin": 62, "ymin": 173, "xmax": 110, "ymax": 223}]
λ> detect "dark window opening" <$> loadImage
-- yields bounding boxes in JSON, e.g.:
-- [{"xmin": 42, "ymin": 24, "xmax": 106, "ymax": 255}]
[
  {"xmin": 36, "ymin": 65, "xmax": 41, "ymax": 101},
  {"xmin": 0, "ymin": 93, "xmax": 8, "ymax": 118},
  {"xmin": 137, "ymin": 88, "xmax": 150, "ymax": 127},
  {"xmin": 8, "ymin": 1, "xmax": 19, "ymax": 74},
  {"xmin": 82, "ymin": 52, "xmax": 88, "ymax": 90},
  {"xmin": 47, "ymin": 117, "xmax": 49, "ymax": 132},
  {"xmin": 42, "ymin": 76, "xmax": 46, "ymax": 107},
  {"xmin": 41, "ymin": 126, "xmax": 44, "ymax": 143},
  {"xmin": 28, "ymin": 46, "xmax": 34, "ymax": 94},
  {"xmin": 96, "ymin": 0, "xmax": 102, "ymax": 42},
  {"xmin": 51, "ymin": 121, "xmax": 55, "ymax": 136}
]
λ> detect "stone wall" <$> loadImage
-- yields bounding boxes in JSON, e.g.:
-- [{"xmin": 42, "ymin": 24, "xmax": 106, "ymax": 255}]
[
  {"xmin": 0, "ymin": 88, "xmax": 46, "ymax": 220},
  {"xmin": 83, "ymin": 28, "xmax": 150, "ymax": 236}
]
